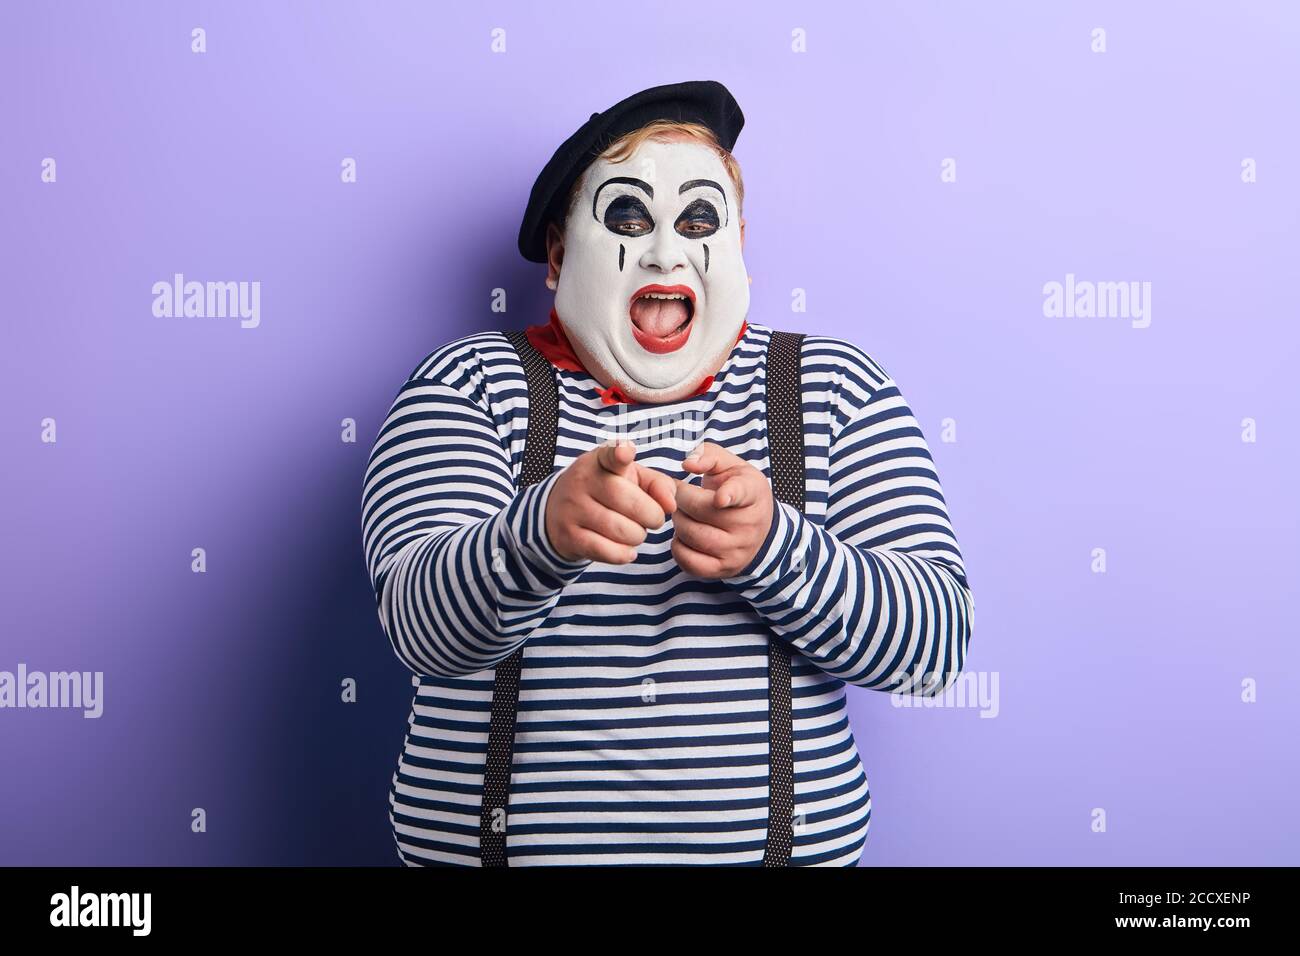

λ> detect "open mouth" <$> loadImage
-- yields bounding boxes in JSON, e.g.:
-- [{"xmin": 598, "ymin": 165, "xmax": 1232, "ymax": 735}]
[{"xmin": 628, "ymin": 284, "xmax": 697, "ymax": 354}]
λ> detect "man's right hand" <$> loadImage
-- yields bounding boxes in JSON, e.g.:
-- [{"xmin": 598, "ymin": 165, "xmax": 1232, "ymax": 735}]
[{"xmin": 544, "ymin": 438, "xmax": 677, "ymax": 565}]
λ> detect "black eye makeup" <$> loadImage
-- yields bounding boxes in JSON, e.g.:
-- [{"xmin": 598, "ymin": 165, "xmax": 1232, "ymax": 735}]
[
  {"xmin": 602, "ymin": 194, "xmax": 655, "ymax": 238},
  {"xmin": 674, "ymin": 198, "xmax": 720, "ymax": 239},
  {"xmin": 589, "ymin": 175, "xmax": 730, "ymax": 245},
  {"xmin": 678, "ymin": 179, "xmax": 729, "ymax": 228},
  {"xmin": 593, "ymin": 176, "xmax": 656, "ymax": 239}
]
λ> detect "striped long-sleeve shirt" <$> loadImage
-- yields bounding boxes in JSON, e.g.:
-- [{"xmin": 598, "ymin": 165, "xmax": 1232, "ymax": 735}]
[{"xmin": 361, "ymin": 320, "xmax": 974, "ymax": 866}]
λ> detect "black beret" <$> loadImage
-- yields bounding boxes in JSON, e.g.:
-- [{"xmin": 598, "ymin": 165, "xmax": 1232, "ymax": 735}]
[{"xmin": 517, "ymin": 80, "xmax": 745, "ymax": 263}]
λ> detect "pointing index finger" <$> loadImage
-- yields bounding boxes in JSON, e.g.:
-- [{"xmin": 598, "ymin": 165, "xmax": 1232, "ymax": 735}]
[
  {"xmin": 596, "ymin": 438, "xmax": 637, "ymax": 476},
  {"xmin": 673, "ymin": 477, "xmax": 728, "ymax": 528}
]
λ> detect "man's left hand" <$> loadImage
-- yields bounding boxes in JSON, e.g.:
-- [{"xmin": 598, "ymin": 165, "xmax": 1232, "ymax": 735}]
[{"xmin": 670, "ymin": 441, "xmax": 775, "ymax": 579}]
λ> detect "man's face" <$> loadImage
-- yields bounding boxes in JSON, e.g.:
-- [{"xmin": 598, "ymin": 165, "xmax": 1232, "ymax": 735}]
[{"xmin": 552, "ymin": 138, "xmax": 749, "ymax": 402}]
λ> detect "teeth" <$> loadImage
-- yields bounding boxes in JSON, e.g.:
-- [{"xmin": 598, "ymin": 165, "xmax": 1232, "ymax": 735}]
[{"xmin": 639, "ymin": 292, "xmax": 687, "ymax": 300}]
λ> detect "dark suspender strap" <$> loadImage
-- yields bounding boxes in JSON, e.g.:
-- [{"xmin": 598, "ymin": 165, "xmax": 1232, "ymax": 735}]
[
  {"xmin": 762, "ymin": 330, "xmax": 806, "ymax": 867},
  {"xmin": 479, "ymin": 329, "xmax": 561, "ymax": 867}
]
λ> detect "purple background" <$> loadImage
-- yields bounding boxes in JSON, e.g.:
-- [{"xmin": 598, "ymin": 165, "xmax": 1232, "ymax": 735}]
[{"xmin": 2, "ymin": 1, "xmax": 1297, "ymax": 865}]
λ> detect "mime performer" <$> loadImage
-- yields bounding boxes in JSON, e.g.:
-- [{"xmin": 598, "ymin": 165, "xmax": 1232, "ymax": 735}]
[{"xmin": 362, "ymin": 80, "xmax": 974, "ymax": 866}]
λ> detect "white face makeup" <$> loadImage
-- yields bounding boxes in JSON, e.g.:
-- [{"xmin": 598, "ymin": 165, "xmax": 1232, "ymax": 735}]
[{"xmin": 553, "ymin": 139, "xmax": 749, "ymax": 402}]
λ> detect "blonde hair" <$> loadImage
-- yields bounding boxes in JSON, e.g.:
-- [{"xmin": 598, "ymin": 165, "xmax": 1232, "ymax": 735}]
[{"xmin": 559, "ymin": 119, "xmax": 745, "ymax": 228}]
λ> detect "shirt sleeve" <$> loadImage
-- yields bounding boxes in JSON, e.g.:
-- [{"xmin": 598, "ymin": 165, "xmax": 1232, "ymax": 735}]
[
  {"xmin": 361, "ymin": 377, "xmax": 591, "ymax": 677},
  {"xmin": 721, "ymin": 377, "xmax": 974, "ymax": 695}
]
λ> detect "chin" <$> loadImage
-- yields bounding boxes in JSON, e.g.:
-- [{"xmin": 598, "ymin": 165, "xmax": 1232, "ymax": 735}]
[
  {"xmin": 619, "ymin": 339, "xmax": 719, "ymax": 395},
  {"xmin": 616, "ymin": 377, "xmax": 706, "ymax": 405},
  {"xmin": 574, "ymin": 323, "xmax": 735, "ymax": 405}
]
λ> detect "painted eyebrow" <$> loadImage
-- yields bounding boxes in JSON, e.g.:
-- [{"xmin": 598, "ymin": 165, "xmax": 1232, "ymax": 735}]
[
  {"xmin": 678, "ymin": 179, "xmax": 729, "ymax": 226},
  {"xmin": 592, "ymin": 177, "xmax": 654, "ymax": 220}
]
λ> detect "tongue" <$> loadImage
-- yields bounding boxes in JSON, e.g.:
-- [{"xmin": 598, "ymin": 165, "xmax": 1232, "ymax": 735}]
[{"xmin": 630, "ymin": 297, "xmax": 688, "ymax": 337}]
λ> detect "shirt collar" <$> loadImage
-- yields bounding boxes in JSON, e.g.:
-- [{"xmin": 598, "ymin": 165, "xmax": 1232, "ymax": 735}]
[{"xmin": 524, "ymin": 307, "xmax": 747, "ymax": 407}]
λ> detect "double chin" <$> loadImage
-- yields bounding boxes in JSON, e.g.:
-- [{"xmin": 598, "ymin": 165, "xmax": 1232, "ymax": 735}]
[
  {"xmin": 610, "ymin": 374, "xmax": 709, "ymax": 404},
  {"xmin": 565, "ymin": 320, "xmax": 718, "ymax": 402}
]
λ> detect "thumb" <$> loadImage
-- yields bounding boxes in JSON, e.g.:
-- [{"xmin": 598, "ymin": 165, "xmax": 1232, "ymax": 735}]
[{"xmin": 634, "ymin": 464, "xmax": 678, "ymax": 516}]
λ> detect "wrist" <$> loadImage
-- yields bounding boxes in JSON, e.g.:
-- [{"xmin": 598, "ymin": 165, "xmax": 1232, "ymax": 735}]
[
  {"xmin": 725, "ymin": 499, "xmax": 801, "ymax": 587},
  {"xmin": 505, "ymin": 470, "xmax": 592, "ymax": 583}
]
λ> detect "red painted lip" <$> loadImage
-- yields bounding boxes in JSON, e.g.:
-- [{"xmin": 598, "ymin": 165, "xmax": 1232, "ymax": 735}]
[{"xmin": 628, "ymin": 284, "xmax": 697, "ymax": 354}]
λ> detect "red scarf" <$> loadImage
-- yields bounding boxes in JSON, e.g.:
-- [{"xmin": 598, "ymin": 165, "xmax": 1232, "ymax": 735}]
[{"xmin": 525, "ymin": 307, "xmax": 747, "ymax": 406}]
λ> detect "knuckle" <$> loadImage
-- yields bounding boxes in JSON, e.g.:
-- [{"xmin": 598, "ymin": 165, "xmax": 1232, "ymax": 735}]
[
  {"xmin": 611, "ymin": 514, "xmax": 641, "ymax": 545},
  {"xmin": 598, "ymin": 512, "xmax": 624, "ymax": 541}
]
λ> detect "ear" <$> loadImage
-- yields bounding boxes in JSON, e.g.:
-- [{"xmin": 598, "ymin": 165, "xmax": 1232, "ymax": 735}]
[{"xmin": 545, "ymin": 222, "xmax": 565, "ymax": 290}]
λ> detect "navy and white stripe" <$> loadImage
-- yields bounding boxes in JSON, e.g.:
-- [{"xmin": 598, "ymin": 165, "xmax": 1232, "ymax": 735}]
[{"xmin": 361, "ymin": 321, "xmax": 973, "ymax": 866}]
